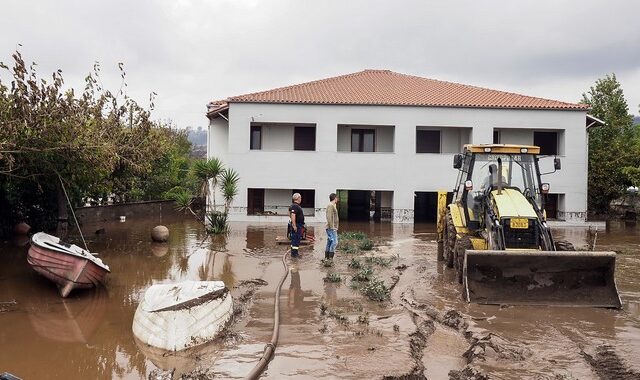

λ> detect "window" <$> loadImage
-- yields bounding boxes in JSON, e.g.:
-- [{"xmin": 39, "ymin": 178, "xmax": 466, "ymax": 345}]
[
  {"xmin": 351, "ymin": 129, "xmax": 375, "ymax": 152},
  {"xmin": 292, "ymin": 189, "xmax": 315, "ymax": 208},
  {"xmin": 416, "ymin": 130, "xmax": 440, "ymax": 153},
  {"xmin": 493, "ymin": 130, "xmax": 501, "ymax": 144},
  {"xmin": 533, "ymin": 131, "xmax": 558, "ymax": 155},
  {"xmin": 294, "ymin": 126, "xmax": 316, "ymax": 151},
  {"xmin": 250, "ymin": 125, "xmax": 262, "ymax": 150}
]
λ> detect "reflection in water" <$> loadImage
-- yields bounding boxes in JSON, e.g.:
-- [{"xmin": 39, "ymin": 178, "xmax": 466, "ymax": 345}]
[
  {"xmin": 288, "ymin": 269, "xmax": 304, "ymax": 309},
  {"xmin": 150, "ymin": 242, "xmax": 169, "ymax": 257},
  {"xmin": 134, "ymin": 337, "xmax": 222, "ymax": 378},
  {"xmin": 28, "ymin": 287, "xmax": 108, "ymax": 343},
  {"xmin": 323, "ymin": 281, "xmax": 337, "ymax": 306}
]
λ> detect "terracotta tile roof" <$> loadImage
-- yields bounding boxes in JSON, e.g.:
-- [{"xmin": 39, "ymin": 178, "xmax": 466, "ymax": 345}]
[{"xmin": 226, "ymin": 69, "xmax": 588, "ymax": 111}]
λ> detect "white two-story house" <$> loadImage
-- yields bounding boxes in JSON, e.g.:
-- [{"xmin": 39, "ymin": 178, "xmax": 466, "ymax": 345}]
[{"xmin": 206, "ymin": 70, "xmax": 600, "ymax": 224}]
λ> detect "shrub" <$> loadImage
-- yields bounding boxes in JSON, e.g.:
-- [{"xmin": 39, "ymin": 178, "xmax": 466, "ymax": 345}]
[
  {"xmin": 348, "ymin": 258, "xmax": 363, "ymax": 269},
  {"xmin": 361, "ymin": 278, "xmax": 390, "ymax": 302},
  {"xmin": 352, "ymin": 266, "xmax": 374, "ymax": 282},
  {"xmin": 206, "ymin": 211, "xmax": 229, "ymax": 234},
  {"xmin": 323, "ymin": 273, "xmax": 342, "ymax": 283},
  {"xmin": 358, "ymin": 238, "xmax": 374, "ymax": 251}
]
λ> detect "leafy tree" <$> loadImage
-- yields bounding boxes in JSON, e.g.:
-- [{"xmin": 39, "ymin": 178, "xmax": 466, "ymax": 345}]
[
  {"xmin": 0, "ymin": 51, "xmax": 193, "ymax": 237},
  {"xmin": 582, "ymin": 74, "xmax": 637, "ymax": 214}
]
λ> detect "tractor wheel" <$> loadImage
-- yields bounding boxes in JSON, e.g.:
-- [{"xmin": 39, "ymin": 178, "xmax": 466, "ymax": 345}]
[
  {"xmin": 555, "ymin": 239, "xmax": 575, "ymax": 251},
  {"xmin": 454, "ymin": 235, "xmax": 473, "ymax": 284},
  {"xmin": 444, "ymin": 211, "xmax": 456, "ymax": 268}
]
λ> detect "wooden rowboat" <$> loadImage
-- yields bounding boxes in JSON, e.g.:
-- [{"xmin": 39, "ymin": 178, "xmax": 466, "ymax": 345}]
[
  {"xmin": 132, "ymin": 281, "xmax": 233, "ymax": 351},
  {"xmin": 27, "ymin": 232, "xmax": 110, "ymax": 298}
]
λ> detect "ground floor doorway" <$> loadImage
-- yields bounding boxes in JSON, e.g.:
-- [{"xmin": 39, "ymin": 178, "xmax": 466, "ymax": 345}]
[
  {"xmin": 336, "ymin": 190, "xmax": 393, "ymax": 222},
  {"xmin": 414, "ymin": 191, "xmax": 453, "ymax": 223}
]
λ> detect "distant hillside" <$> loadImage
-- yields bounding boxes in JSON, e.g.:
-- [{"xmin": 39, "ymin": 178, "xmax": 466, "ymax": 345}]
[
  {"xmin": 634, "ymin": 116, "xmax": 640, "ymax": 126},
  {"xmin": 186, "ymin": 126, "xmax": 207, "ymax": 146}
]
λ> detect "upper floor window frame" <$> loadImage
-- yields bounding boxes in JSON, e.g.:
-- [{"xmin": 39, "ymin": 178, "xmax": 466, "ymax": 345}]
[
  {"xmin": 416, "ymin": 129, "xmax": 441, "ymax": 153},
  {"xmin": 351, "ymin": 128, "xmax": 376, "ymax": 152},
  {"xmin": 250, "ymin": 125, "xmax": 262, "ymax": 150}
]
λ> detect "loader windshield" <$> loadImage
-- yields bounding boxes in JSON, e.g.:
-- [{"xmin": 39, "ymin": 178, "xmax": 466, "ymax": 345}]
[{"xmin": 466, "ymin": 153, "xmax": 541, "ymax": 220}]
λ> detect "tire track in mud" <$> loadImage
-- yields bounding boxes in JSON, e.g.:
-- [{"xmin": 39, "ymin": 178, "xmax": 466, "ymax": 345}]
[
  {"xmin": 551, "ymin": 322, "xmax": 640, "ymax": 379},
  {"xmin": 580, "ymin": 345, "xmax": 640, "ymax": 380},
  {"xmin": 390, "ymin": 262, "xmax": 531, "ymax": 380}
]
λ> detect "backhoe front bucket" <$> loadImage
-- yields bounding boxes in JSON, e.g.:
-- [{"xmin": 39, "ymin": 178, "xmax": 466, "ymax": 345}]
[{"xmin": 464, "ymin": 250, "xmax": 621, "ymax": 308}]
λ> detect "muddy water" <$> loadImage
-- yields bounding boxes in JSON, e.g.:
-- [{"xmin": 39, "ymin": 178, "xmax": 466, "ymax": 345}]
[{"xmin": 0, "ymin": 218, "xmax": 638, "ymax": 379}]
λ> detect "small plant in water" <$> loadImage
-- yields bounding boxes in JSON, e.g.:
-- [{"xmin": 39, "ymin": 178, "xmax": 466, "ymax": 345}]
[
  {"xmin": 357, "ymin": 312, "xmax": 370, "ymax": 325},
  {"xmin": 339, "ymin": 231, "xmax": 367, "ymax": 240},
  {"xmin": 206, "ymin": 211, "xmax": 229, "ymax": 234},
  {"xmin": 364, "ymin": 256, "xmax": 392, "ymax": 266},
  {"xmin": 319, "ymin": 302, "xmax": 328, "ymax": 315},
  {"xmin": 328, "ymin": 309, "xmax": 350, "ymax": 325},
  {"xmin": 358, "ymin": 238, "xmax": 374, "ymax": 251},
  {"xmin": 348, "ymin": 258, "xmax": 363, "ymax": 269},
  {"xmin": 342, "ymin": 242, "xmax": 358, "ymax": 254},
  {"xmin": 352, "ymin": 266, "xmax": 374, "ymax": 282},
  {"xmin": 323, "ymin": 273, "xmax": 342, "ymax": 283},
  {"xmin": 321, "ymin": 258, "xmax": 334, "ymax": 267},
  {"xmin": 361, "ymin": 277, "xmax": 390, "ymax": 302}
]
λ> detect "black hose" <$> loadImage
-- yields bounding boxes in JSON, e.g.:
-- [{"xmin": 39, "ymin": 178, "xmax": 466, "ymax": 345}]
[{"xmin": 244, "ymin": 250, "xmax": 289, "ymax": 380}]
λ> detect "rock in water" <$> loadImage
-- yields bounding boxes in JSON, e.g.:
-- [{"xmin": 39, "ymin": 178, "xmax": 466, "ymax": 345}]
[{"xmin": 151, "ymin": 225, "xmax": 169, "ymax": 242}]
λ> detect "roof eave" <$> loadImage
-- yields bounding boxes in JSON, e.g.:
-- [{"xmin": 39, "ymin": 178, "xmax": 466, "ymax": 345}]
[{"xmin": 226, "ymin": 99, "xmax": 589, "ymax": 111}]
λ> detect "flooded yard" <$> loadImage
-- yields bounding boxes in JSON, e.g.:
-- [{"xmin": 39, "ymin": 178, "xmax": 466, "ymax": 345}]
[{"xmin": 1, "ymin": 217, "xmax": 639, "ymax": 379}]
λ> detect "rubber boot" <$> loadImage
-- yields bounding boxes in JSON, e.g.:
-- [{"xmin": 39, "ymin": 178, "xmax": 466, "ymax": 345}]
[
  {"xmin": 328, "ymin": 251, "xmax": 335, "ymax": 259},
  {"xmin": 324, "ymin": 251, "xmax": 330, "ymax": 259}
]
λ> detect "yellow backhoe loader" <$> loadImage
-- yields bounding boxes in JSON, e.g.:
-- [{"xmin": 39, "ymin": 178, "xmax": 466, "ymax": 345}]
[{"xmin": 436, "ymin": 144, "xmax": 621, "ymax": 308}]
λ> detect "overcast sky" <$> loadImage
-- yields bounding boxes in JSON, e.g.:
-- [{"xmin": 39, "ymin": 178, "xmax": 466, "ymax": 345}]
[{"xmin": 1, "ymin": 0, "xmax": 639, "ymax": 129}]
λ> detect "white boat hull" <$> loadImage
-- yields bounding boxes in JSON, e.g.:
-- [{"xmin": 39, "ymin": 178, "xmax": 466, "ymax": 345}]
[{"xmin": 132, "ymin": 281, "xmax": 233, "ymax": 351}]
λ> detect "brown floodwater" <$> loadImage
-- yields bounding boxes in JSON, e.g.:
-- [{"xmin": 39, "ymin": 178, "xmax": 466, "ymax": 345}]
[{"xmin": 0, "ymin": 217, "xmax": 639, "ymax": 379}]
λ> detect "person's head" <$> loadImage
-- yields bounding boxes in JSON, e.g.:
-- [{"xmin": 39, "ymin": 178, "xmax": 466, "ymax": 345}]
[
  {"xmin": 292, "ymin": 193, "xmax": 302, "ymax": 204},
  {"xmin": 329, "ymin": 193, "xmax": 337, "ymax": 203}
]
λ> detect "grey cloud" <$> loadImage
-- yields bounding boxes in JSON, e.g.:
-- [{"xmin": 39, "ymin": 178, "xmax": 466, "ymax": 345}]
[{"xmin": 2, "ymin": 0, "xmax": 640, "ymax": 128}]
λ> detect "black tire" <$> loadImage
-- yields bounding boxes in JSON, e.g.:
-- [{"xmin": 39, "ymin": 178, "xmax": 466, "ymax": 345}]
[
  {"xmin": 444, "ymin": 211, "xmax": 456, "ymax": 268},
  {"xmin": 555, "ymin": 239, "xmax": 575, "ymax": 251},
  {"xmin": 454, "ymin": 236, "xmax": 473, "ymax": 284}
]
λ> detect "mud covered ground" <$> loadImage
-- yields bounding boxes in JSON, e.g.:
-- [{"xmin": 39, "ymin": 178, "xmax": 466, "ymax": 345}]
[{"xmin": 1, "ymin": 218, "xmax": 639, "ymax": 379}]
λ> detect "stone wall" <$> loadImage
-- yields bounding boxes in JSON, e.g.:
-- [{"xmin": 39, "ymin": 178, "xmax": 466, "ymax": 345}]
[{"xmin": 75, "ymin": 200, "xmax": 181, "ymax": 224}]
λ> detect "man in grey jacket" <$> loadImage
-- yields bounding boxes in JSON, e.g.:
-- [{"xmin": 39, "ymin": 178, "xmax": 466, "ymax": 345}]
[{"xmin": 325, "ymin": 193, "xmax": 339, "ymax": 259}]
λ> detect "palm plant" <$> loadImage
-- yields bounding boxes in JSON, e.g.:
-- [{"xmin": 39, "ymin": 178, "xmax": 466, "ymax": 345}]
[
  {"xmin": 192, "ymin": 158, "xmax": 224, "ymax": 211},
  {"xmin": 179, "ymin": 157, "xmax": 240, "ymax": 235},
  {"xmin": 220, "ymin": 168, "xmax": 240, "ymax": 213},
  {"xmin": 171, "ymin": 188, "xmax": 204, "ymax": 225}
]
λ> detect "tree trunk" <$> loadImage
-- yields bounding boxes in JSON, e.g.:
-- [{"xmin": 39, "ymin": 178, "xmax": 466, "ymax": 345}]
[{"xmin": 56, "ymin": 182, "xmax": 69, "ymax": 238}]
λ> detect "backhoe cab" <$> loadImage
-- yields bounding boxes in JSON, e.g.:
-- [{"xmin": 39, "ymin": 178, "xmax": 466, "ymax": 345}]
[{"xmin": 437, "ymin": 144, "xmax": 621, "ymax": 308}]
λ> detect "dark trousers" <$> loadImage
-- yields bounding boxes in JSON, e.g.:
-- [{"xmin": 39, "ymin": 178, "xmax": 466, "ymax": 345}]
[{"xmin": 290, "ymin": 222, "xmax": 303, "ymax": 257}]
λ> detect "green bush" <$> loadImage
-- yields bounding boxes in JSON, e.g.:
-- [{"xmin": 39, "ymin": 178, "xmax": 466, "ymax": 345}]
[
  {"xmin": 361, "ymin": 278, "xmax": 390, "ymax": 302},
  {"xmin": 352, "ymin": 266, "xmax": 374, "ymax": 282},
  {"xmin": 339, "ymin": 231, "xmax": 367, "ymax": 240},
  {"xmin": 364, "ymin": 256, "xmax": 393, "ymax": 267},
  {"xmin": 358, "ymin": 238, "xmax": 374, "ymax": 251},
  {"xmin": 348, "ymin": 258, "xmax": 363, "ymax": 269},
  {"xmin": 321, "ymin": 258, "xmax": 334, "ymax": 267},
  {"xmin": 206, "ymin": 211, "xmax": 229, "ymax": 234},
  {"xmin": 323, "ymin": 273, "xmax": 342, "ymax": 283}
]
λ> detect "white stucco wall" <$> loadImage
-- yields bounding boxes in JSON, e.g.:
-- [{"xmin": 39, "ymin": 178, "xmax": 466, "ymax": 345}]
[{"xmin": 209, "ymin": 103, "xmax": 588, "ymax": 223}]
